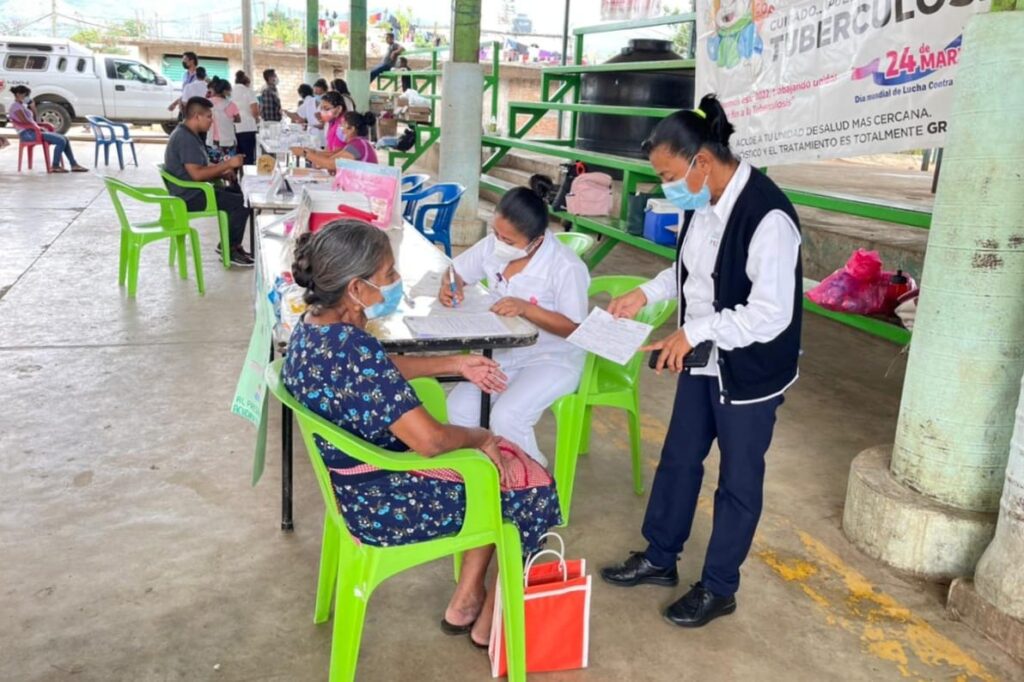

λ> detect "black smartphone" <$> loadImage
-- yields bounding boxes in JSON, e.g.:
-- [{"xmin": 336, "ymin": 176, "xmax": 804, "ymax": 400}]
[{"xmin": 648, "ymin": 340, "xmax": 714, "ymax": 370}]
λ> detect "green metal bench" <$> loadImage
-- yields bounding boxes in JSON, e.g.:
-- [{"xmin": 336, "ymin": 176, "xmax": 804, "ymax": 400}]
[
  {"xmin": 384, "ymin": 125, "xmax": 441, "ymax": 172},
  {"xmin": 479, "ymin": 168, "xmax": 912, "ymax": 345}
]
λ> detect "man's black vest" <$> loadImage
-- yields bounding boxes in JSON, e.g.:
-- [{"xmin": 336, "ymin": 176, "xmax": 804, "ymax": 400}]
[{"xmin": 676, "ymin": 168, "xmax": 803, "ymax": 403}]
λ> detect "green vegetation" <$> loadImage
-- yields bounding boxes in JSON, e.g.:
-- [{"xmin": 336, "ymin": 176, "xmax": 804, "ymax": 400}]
[
  {"xmin": 256, "ymin": 9, "xmax": 303, "ymax": 47},
  {"xmin": 69, "ymin": 19, "xmax": 148, "ymax": 54}
]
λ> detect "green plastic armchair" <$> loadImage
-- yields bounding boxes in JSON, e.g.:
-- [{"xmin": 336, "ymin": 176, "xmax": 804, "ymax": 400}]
[
  {"xmin": 550, "ymin": 275, "xmax": 678, "ymax": 524},
  {"xmin": 103, "ymin": 176, "xmax": 205, "ymax": 297},
  {"xmin": 264, "ymin": 360, "xmax": 528, "ymax": 682},
  {"xmin": 156, "ymin": 163, "xmax": 232, "ymax": 268},
  {"xmin": 555, "ymin": 231, "xmax": 596, "ymax": 258}
]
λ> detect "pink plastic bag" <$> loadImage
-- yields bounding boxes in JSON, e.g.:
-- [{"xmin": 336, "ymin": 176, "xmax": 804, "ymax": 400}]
[{"xmin": 807, "ymin": 249, "xmax": 892, "ymax": 315}]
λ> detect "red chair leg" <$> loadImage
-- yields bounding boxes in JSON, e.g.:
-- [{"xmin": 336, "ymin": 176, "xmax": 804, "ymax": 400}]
[
  {"xmin": 42, "ymin": 143, "xmax": 51, "ymax": 173},
  {"xmin": 18, "ymin": 144, "xmax": 24, "ymax": 172}
]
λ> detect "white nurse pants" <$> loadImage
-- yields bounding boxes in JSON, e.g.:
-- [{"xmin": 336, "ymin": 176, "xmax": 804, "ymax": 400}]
[{"xmin": 447, "ymin": 360, "xmax": 581, "ymax": 467}]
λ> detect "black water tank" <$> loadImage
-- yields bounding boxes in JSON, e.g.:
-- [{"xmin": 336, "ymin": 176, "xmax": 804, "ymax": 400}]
[{"xmin": 577, "ymin": 39, "xmax": 695, "ymax": 161}]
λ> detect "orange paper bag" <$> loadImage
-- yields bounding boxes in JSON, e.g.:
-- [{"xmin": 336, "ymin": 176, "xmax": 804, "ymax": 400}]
[{"xmin": 489, "ymin": 535, "xmax": 592, "ymax": 677}]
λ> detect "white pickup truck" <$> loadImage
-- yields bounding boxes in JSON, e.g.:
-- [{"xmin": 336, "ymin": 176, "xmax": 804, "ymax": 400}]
[{"xmin": 0, "ymin": 36, "xmax": 180, "ymax": 134}]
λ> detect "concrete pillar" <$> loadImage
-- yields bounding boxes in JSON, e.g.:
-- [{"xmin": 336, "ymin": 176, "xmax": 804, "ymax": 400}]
[
  {"xmin": 241, "ymin": 0, "xmax": 254, "ymax": 80},
  {"xmin": 304, "ymin": 0, "xmax": 320, "ymax": 84},
  {"xmin": 348, "ymin": 0, "xmax": 369, "ymax": 110},
  {"xmin": 976, "ymin": 366, "xmax": 1024, "ymax": 617},
  {"xmin": 949, "ymin": 240, "xmax": 1024, "ymax": 661},
  {"xmin": 971, "ymin": 1, "xmax": 1024, "ymax": 626},
  {"xmin": 842, "ymin": 8, "xmax": 1024, "ymax": 579},
  {"xmin": 441, "ymin": 0, "xmax": 485, "ymax": 246}
]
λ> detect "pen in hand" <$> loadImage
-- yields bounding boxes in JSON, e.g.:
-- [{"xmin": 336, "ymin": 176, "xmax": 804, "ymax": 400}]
[{"xmin": 448, "ymin": 265, "xmax": 458, "ymax": 308}]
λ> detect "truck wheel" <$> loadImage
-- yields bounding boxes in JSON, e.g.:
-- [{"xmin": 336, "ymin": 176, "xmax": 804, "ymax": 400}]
[
  {"xmin": 36, "ymin": 102, "xmax": 71, "ymax": 134},
  {"xmin": 161, "ymin": 121, "xmax": 178, "ymax": 135}
]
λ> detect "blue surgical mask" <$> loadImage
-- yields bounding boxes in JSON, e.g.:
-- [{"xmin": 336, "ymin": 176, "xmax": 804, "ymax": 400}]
[
  {"xmin": 662, "ymin": 156, "xmax": 711, "ymax": 211},
  {"xmin": 355, "ymin": 278, "xmax": 404, "ymax": 319}
]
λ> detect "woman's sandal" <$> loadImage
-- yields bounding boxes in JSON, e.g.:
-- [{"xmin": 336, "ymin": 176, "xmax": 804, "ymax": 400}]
[
  {"xmin": 71, "ymin": 165, "xmax": 89, "ymax": 173},
  {"xmin": 50, "ymin": 167, "xmax": 69, "ymax": 173},
  {"xmin": 440, "ymin": 617, "xmax": 475, "ymax": 636},
  {"xmin": 469, "ymin": 634, "xmax": 489, "ymax": 650}
]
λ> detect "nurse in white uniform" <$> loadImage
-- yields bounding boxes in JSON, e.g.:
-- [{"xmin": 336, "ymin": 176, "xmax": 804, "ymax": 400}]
[{"xmin": 439, "ymin": 187, "xmax": 590, "ymax": 467}]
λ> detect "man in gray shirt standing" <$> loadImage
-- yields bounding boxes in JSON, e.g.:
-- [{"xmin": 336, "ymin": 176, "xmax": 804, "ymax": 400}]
[{"xmin": 164, "ymin": 97, "xmax": 253, "ymax": 267}]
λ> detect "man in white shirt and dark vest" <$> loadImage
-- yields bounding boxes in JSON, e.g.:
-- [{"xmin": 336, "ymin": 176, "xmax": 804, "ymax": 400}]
[{"xmin": 601, "ymin": 94, "xmax": 803, "ymax": 628}]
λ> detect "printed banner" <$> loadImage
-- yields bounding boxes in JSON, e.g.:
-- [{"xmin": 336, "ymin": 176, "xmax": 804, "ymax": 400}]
[
  {"xmin": 695, "ymin": 0, "xmax": 989, "ymax": 166},
  {"xmin": 601, "ymin": 0, "xmax": 664, "ymax": 20},
  {"xmin": 231, "ymin": 256, "xmax": 275, "ymax": 485}
]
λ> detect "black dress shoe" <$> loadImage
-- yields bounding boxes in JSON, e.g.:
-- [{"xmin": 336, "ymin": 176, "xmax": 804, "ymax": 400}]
[
  {"xmin": 664, "ymin": 582, "xmax": 737, "ymax": 628},
  {"xmin": 600, "ymin": 551, "xmax": 679, "ymax": 587}
]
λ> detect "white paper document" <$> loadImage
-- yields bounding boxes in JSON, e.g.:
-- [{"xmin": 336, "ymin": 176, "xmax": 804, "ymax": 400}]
[
  {"xmin": 405, "ymin": 313, "xmax": 510, "ymax": 339},
  {"xmin": 430, "ymin": 288, "xmax": 499, "ymax": 315},
  {"xmin": 567, "ymin": 307, "xmax": 654, "ymax": 365}
]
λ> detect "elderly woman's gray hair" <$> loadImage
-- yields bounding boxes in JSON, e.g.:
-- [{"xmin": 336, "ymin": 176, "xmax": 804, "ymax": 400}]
[{"xmin": 291, "ymin": 220, "xmax": 392, "ymax": 315}]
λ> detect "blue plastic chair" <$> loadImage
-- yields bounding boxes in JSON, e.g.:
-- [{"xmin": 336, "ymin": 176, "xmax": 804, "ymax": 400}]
[
  {"xmin": 86, "ymin": 115, "xmax": 138, "ymax": 170},
  {"xmin": 405, "ymin": 183, "xmax": 465, "ymax": 257},
  {"xmin": 401, "ymin": 174, "xmax": 430, "ymax": 222}
]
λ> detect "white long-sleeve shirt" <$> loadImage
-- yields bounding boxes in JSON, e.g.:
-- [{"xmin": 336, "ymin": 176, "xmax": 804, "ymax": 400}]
[{"xmin": 640, "ymin": 161, "xmax": 801, "ymax": 403}]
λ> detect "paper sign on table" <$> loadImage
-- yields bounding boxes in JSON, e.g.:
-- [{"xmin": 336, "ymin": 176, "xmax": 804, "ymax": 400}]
[
  {"xmin": 567, "ymin": 307, "xmax": 653, "ymax": 365},
  {"xmin": 405, "ymin": 313, "xmax": 509, "ymax": 339}
]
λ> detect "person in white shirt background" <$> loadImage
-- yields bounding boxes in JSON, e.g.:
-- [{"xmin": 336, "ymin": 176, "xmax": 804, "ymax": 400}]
[
  {"xmin": 439, "ymin": 187, "xmax": 591, "ymax": 469},
  {"xmin": 600, "ymin": 94, "xmax": 803, "ymax": 630},
  {"xmin": 232, "ymin": 71, "xmax": 260, "ymax": 164},
  {"xmin": 286, "ymin": 84, "xmax": 323, "ymax": 148},
  {"xmin": 181, "ymin": 66, "xmax": 209, "ymax": 103},
  {"xmin": 168, "ymin": 51, "xmax": 199, "ymax": 118}
]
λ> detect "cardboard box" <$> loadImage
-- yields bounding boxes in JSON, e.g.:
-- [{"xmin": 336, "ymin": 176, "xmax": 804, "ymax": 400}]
[
  {"xmin": 377, "ymin": 117, "xmax": 398, "ymax": 137},
  {"xmin": 369, "ymin": 94, "xmax": 393, "ymax": 114},
  {"xmin": 403, "ymin": 106, "xmax": 432, "ymax": 123}
]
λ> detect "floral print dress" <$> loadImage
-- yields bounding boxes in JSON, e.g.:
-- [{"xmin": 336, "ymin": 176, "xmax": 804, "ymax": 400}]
[{"xmin": 282, "ymin": 322, "xmax": 561, "ymax": 556}]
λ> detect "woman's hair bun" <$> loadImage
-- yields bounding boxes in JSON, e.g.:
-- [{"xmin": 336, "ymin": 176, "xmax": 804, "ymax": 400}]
[
  {"xmin": 362, "ymin": 111, "xmax": 377, "ymax": 126},
  {"xmin": 291, "ymin": 233, "xmax": 316, "ymax": 291},
  {"xmin": 698, "ymin": 94, "xmax": 735, "ymax": 147}
]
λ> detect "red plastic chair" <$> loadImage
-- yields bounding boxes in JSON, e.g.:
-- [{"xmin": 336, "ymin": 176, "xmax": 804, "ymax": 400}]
[{"xmin": 18, "ymin": 122, "xmax": 54, "ymax": 173}]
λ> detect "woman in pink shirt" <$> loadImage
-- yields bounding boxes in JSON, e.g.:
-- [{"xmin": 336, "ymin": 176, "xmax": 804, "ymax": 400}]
[
  {"xmin": 8, "ymin": 85, "xmax": 87, "ymax": 172},
  {"xmin": 293, "ymin": 110, "xmax": 378, "ymax": 170}
]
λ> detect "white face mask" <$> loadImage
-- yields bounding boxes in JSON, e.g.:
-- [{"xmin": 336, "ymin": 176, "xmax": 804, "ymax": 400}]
[{"xmin": 492, "ymin": 234, "xmax": 539, "ymax": 263}]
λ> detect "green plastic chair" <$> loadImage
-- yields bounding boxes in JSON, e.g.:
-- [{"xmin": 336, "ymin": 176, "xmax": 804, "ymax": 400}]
[
  {"xmin": 156, "ymin": 164, "xmax": 232, "ymax": 269},
  {"xmin": 103, "ymin": 176, "xmax": 205, "ymax": 298},
  {"xmin": 550, "ymin": 275, "xmax": 677, "ymax": 524},
  {"xmin": 264, "ymin": 360, "xmax": 528, "ymax": 682},
  {"xmin": 555, "ymin": 231, "xmax": 596, "ymax": 258}
]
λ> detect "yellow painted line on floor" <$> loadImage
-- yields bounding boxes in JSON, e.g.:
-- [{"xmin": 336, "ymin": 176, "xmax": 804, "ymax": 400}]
[{"xmin": 581, "ymin": 407, "xmax": 997, "ymax": 682}]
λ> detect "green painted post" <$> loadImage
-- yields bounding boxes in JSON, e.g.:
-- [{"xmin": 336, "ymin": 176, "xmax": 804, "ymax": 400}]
[
  {"xmin": 843, "ymin": 7, "xmax": 1024, "ymax": 578},
  {"xmin": 348, "ymin": 0, "xmax": 368, "ymax": 108},
  {"xmin": 305, "ymin": 0, "xmax": 319, "ymax": 83},
  {"xmin": 452, "ymin": 0, "xmax": 481, "ymax": 63},
  {"xmin": 491, "ymin": 41, "xmax": 499, "ymax": 120}
]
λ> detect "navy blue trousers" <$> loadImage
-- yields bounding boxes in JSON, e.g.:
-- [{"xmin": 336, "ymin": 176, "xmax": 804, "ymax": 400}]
[{"xmin": 641, "ymin": 374, "xmax": 782, "ymax": 597}]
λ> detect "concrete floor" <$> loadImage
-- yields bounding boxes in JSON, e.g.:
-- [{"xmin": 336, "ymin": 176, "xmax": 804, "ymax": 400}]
[{"xmin": 1, "ymin": 145, "xmax": 1020, "ymax": 682}]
